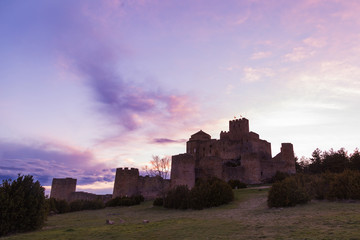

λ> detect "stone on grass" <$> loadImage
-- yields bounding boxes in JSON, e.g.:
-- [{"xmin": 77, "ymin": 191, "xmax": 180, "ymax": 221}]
[{"xmin": 106, "ymin": 219, "xmax": 115, "ymax": 225}]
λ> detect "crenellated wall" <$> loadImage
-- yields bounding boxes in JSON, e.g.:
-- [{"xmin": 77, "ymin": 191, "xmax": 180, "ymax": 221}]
[
  {"xmin": 170, "ymin": 153, "xmax": 195, "ymax": 188},
  {"xmin": 112, "ymin": 167, "xmax": 170, "ymax": 199},
  {"xmin": 50, "ymin": 178, "xmax": 77, "ymax": 201},
  {"xmin": 171, "ymin": 118, "xmax": 296, "ymax": 187},
  {"xmin": 113, "ymin": 168, "xmax": 140, "ymax": 197},
  {"xmin": 50, "ymin": 178, "xmax": 112, "ymax": 202},
  {"xmin": 51, "ymin": 118, "xmax": 295, "ymax": 201}
]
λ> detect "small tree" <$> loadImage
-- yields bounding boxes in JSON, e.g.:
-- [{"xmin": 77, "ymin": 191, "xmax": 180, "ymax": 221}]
[
  {"xmin": 143, "ymin": 155, "xmax": 171, "ymax": 179},
  {"xmin": 143, "ymin": 155, "xmax": 171, "ymax": 199},
  {"xmin": 0, "ymin": 175, "xmax": 46, "ymax": 236}
]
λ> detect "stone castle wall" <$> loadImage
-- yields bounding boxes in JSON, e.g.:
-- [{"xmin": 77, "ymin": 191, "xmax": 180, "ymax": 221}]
[
  {"xmin": 51, "ymin": 118, "xmax": 296, "ymax": 201},
  {"xmin": 171, "ymin": 154, "xmax": 195, "ymax": 188},
  {"xmin": 171, "ymin": 118, "xmax": 296, "ymax": 187},
  {"xmin": 69, "ymin": 192, "xmax": 112, "ymax": 202},
  {"xmin": 50, "ymin": 178, "xmax": 77, "ymax": 201},
  {"xmin": 50, "ymin": 178, "xmax": 112, "ymax": 202},
  {"xmin": 113, "ymin": 167, "xmax": 170, "ymax": 199}
]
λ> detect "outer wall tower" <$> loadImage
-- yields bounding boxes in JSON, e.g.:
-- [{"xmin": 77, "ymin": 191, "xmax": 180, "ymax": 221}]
[
  {"xmin": 280, "ymin": 143, "xmax": 296, "ymax": 174},
  {"xmin": 170, "ymin": 154, "xmax": 195, "ymax": 189},
  {"xmin": 113, "ymin": 168, "xmax": 139, "ymax": 198},
  {"xmin": 50, "ymin": 178, "xmax": 77, "ymax": 201}
]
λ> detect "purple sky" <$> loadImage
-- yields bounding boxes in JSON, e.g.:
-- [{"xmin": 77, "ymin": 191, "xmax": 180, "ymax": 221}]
[{"xmin": 1, "ymin": 0, "xmax": 360, "ymax": 194}]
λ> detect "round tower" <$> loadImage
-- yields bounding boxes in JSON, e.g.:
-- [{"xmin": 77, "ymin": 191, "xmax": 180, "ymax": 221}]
[
  {"xmin": 50, "ymin": 178, "xmax": 77, "ymax": 201},
  {"xmin": 113, "ymin": 168, "xmax": 139, "ymax": 198}
]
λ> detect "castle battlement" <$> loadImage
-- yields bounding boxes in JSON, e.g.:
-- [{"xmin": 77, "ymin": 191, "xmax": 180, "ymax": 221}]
[
  {"xmin": 116, "ymin": 167, "xmax": 139, "ymax": 175},
  {"xmin": 173, "ymin": 117, "xmax": 295, "ymax": 186},
  {"xmin": 229, "ymin": 118, "xmax": 249, "ymax": 135}
]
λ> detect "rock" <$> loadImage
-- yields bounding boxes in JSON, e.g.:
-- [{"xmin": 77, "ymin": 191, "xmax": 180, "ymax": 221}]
[
  {"xmin": 143, "ymin": 220, "xmax": 149, "ymax": 224},
  {"xmin": 106, "ymin": 219, "xmax": 115, "ymax": 225}
]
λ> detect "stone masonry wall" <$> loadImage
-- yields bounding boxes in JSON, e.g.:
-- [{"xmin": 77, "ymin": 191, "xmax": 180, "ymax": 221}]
[
  {"xmin": 112, "ymin": 167, "xmax": 170, "ymax": 199},
  {"xmin": 170, "ymin": 154, "xmax": 195, "ymax": 188},
  {"xmin": 113, "ymin": 168, "xmax": 139, "ymax": 198},
  {"xmin": 50, "ymin": 178, "xmax": 77, "ymax": 201}
]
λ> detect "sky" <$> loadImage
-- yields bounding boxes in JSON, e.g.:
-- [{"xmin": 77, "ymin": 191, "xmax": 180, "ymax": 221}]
[{"xmin": 1, "ymin": 0, "xmax": 359, "ymax": 195}]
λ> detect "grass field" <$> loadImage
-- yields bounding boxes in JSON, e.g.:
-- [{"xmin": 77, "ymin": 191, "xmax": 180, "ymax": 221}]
[{"xmin": 4, "ymin": 187, "xmax": 360, "ymax": 240}]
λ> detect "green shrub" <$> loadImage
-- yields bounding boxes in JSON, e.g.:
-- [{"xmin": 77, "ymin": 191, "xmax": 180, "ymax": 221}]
[
  {"xmin": 191, "ymin": 177, "xmax": 234, "ymax": 209},
  {"xmin": 164, "ymin": 178, "xmax": 234, "ymax": 210},
  {"xmin": 328, "ymin": 170, "xmax": 360, "ymax": 200},
  {"xmin": 268, "ymin": 170, "xmax": 360, "ymax": 207},
  {"xmin": 271, "ymin": 171, "xmax": 290, "ymax": 183},
  {"xmin": 267, "ymin": 176, "xmax": 310, "ymax": 208},
  {"xmin": 46, "ymin": 198, "xmax": 70, "ymax": 214},
  {"xmin": 309, "ymin": 172, "xmax": 333, "ymax": 200},
  {"xmin": 228, "ymin": 179, "xmax": 247, "ymax": 189},
  {"xmin": 105, "ymin": 195, "xmax": 144, "ymax": 207},
  {"xmin": 164, "ymin": 185, "xmax": 191, "ymax": 209},
  {"xmin": 0, "ymin": 175, "xmax": 47, "ymax": 237},
  {"xmin": 55, "ymin": 199, "xmax": 70, "ymax": 213},
  {"xmin": 190, "ymin": 180, "xmax": 211, "ymax": 210},
  {"xmin": 153, "ymin": 197, "xmax": 164, "ymax": 206},
  {"xmin": 69, "ymin": 200, "xmax": 105, "ymax": 212}
]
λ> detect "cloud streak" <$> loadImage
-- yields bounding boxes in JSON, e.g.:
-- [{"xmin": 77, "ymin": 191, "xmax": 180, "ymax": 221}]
[
  {"xmin": 53, "ymin": 1, "xmax": 197, "ymax": 131},
  {"xmin": 0, "ymin": 140, "xmax": 114, "ymax": 187}
]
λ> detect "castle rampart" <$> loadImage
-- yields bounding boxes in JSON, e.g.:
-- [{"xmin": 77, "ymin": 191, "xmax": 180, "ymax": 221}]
[
  {"xmin": 170, "ymin": 154, "xmax": 195, "ymax": 188},
  {"xmin": 112, "ymin": 167, "xmax": 170, "ymax": 199},
  {"xmin": 50, "ymin": 178, "xmax": 77, "ymax": 201},
  {"xmin": 50, "ymin": 177, "xmax": 112, "ymax": 202},
  {"xmin": 51, "ymin": 117, "xmax": 295, "ymax": 201},
  {"xmin": 171, "ymin": 118, "xmax": 295, "ymax": 187}
]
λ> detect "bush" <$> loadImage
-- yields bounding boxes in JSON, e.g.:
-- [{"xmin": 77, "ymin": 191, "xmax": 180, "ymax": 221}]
[
  {"xmin": 105, "ymin": 195, "xmax": 144, "ymax": 207},
  {"xmin": 267, "ymin": 176, "xmax": 310, "ymax": 208},
  {"xmin": 328, "ymin": 170, "xmax": 360, "ymax": 200},
  {"xmin": 0, "ymin": 175, "xmax": 47, "ymax": 237},
  {"xmin": 164, "ymin": 185, "xmax": 191, "ymax": 209},
  {"xmin": 46, "ymin": 198, "xmax": 70, "ymax": 214},
  {"xmin": 309, "ymin": 172, "xmax": 333, "ymax": 200},
  {"xmin": 69, "ymin": 200, "xmax": 105, "ymax": 212},
  {"xmin": 228, "ymin": 179, "xmax": 247, "ymax": 189},
  {"xmin": 153, "ymin": 197, "xmax": 164, "ymax": 206},
  {"xmin": 268, "ymin": 170, "xmax": 360, "ymax": 208},
  {"xmin": 271, "ymin": 171, "xmax": 290, "ymax": 183},
  {"xmin": 54, "ymin": 199, "xmax": 70, "ymax": 214},
  {"xmin": 164, "ymin": 178, "xmax": 234, "ymax": 210}
]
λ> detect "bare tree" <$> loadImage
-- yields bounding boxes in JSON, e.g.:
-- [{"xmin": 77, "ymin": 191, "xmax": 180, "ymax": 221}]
[{"xmin": 143, "ymin": 155, "xmax": 171, "ymax": 179}]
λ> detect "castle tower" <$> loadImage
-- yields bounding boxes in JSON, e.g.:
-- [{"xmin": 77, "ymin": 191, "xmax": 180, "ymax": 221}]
[
  {"xmin": 50, "ymin": 178, "xmax": 77, "ymax": 201},
  {"xmin": 229, "ymin": 118, "xmax": 249, "ymax": 140},
  {"xmin": 280, "ymin": 143, "xmax": 296, "ymax": 174},
  {"xmin": 170, "ymin": 154, "xmax": 195, "ymax": 189},
  {"xmin": 113, "ymin": 168, "xmax": 139, "ymax": 198}
]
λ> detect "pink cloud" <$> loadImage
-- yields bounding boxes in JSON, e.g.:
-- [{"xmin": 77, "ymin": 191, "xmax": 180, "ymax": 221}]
[{"xmin": 251, "ymin": 51, "xmax": 272, "ymax": 60}]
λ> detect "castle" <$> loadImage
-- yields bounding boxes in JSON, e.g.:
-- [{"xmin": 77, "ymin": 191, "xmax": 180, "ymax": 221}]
[
  {"xmin": 50, "ymin": 178, "xmax": 112, "ymax": 202},
  {"xmin": 171, "ymin": 118, "xmax": 295, "ymax": 188},
  {"xmin": 50, "ymin": 118, "xmax": 295, "ymax": 201}
]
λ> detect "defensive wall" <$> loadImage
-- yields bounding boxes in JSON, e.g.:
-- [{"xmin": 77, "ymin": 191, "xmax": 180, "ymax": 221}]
[
  {"xmin": 112, "ymin": 167, "xmax": 170, "ymax": 199},
  {"xmin": 171, "ymin": 118, "xmax": 296, "ymax": 187},
  {"xmin": 51, "ymin": 118, "xmax": 296, "ymax": 201},
  {"xmin": 50, "ymin": 178, "xmax": 112, "ymax": 202}
]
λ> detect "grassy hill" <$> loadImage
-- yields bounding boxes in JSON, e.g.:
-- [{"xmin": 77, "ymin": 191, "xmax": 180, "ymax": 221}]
[{"xmin": 4, "ymin": 187, "xmax": 360, "ymax": 239}]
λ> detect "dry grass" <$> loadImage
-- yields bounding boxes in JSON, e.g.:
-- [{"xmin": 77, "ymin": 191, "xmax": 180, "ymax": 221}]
[{"xmin": 4, "ymin": 187, "xmax": 360, "ymax": 239}]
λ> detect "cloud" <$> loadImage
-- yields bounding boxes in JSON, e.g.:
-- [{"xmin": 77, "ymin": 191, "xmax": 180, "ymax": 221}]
[
  {"xmin": 243, "ymin": 67, "xmax": 274, "ymax": 82},
  {"xmin": 51, "ymin": 1, "xmax": 198, "ymax": 132},
  {"xmin": 284, "ymin": 47, "xmax": 315, "ymax": 62},
  {"xmin": 152, "ymin": 138, "xmax": 186, "ymax": 144},
  {"xmin": 303, "ymin": 37, "xmax": 326, "ymax": 48},
  {"xmin": 0, "ymin": 140, "xmax": 114, "ymax": 187},
  {"xmin": 251, "ymin": 51, "xmax": 272, "ymax": 60}
]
